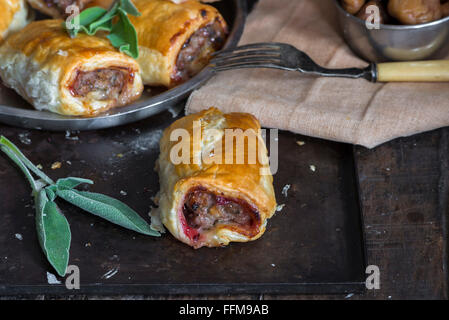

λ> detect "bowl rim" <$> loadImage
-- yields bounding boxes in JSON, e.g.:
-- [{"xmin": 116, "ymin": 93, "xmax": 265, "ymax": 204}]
[{"xmin": 334, "ymin": 0, "xmax": 449, "ymax": 30}]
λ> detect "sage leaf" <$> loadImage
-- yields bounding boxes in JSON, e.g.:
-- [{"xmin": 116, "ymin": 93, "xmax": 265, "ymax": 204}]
[
  {"xmin": 56, "ymin": 189, "xmax": 160, "ymax": 236},
  {"xmin": 2, "ymin": 132, "xmax": 160, "ymax": 278},
  {"xmin": 107, "ymin": 8, "xmax": 139, "ymax": 59},
  {"xmin": 56, "ymin": 177, "xmax": 94, "ymax": 190},
  {"xmin": 45, "ymin": 185, "xmax": 57, "ymax": 202},
  {"xmin": 85, "ymin": 19, "xmax": 113, "ymax": 36},
  {"xmin": 119, "ymin": 0, "xmax": 141, "ymax": 16},
  {"xmin": 78, "ymin": 7, "xmax": 108, "ymax": 26},
  {"xmin": 86, "ymin": 1, "xmax": 119, "ymax": 34},
  {"xmin": 65, "ymin": 7, "xmax": 107, "ymax": 38},
  {"xmin": 0, "ymin": 136, "xmax": 54, "ymax": 185},
  {"xmin": 0, "ymin": 145, "xmax": 38, "ymax": 192},
  {"xmin": 63, "ymin": 0, "xmax": 140, "ymax": 58},
  {"xmin": 85, "ymin": 8, "xmax": 118, "ymax": 35},
  {"xmin": 35, "ymin": 190, "xmax": 71, "ymax": 277}
]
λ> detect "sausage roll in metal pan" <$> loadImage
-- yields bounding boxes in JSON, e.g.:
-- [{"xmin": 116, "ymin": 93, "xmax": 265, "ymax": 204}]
[
  {"xmin": 154, "ymin": 108, "xmax": 277, "ymax": 248},
  {"xmin": 130, "ymin": 0, "xmax": 228, "ymax": 87},
  {"xmin": 0, "ymin": 0, "xmax": 32, "ymax": 43},
  {"xmin": 0, "ymin": 20, "xmax": 143, "ymax": 116}
]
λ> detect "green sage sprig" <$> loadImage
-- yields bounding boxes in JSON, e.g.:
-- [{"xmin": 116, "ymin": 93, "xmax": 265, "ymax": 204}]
[
  {"xmin": 64, "ymin": 0, "xmax": 141, "ymax": 59},
  {"xmin": 0, "ymin": 135, "xmax": 159, "ymax": 277}
]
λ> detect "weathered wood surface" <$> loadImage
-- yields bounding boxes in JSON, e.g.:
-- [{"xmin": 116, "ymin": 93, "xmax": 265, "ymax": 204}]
[
  {"xmin": 1, "ymin": 121, "xmax": 447, "ymax": 300},
  {"xmin": 0, "ymin": 108, "xmax": 366, "ymax": 297},
  {"xmin": 354, "ymin": 128, "xmax": 448, "ymax": 299},
  {"xmin": 265, "ymin": 127, "xmax": 449, "ymax": 300}
]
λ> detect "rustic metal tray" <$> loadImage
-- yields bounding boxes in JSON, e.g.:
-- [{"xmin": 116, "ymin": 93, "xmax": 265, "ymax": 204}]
[
  {"xmin": 0, "ymin": 0, "xmax": 246, "ymax": 131},
  {"xmin": 0, "ymin": 111, "xmax": 367, "ymax": 296}
]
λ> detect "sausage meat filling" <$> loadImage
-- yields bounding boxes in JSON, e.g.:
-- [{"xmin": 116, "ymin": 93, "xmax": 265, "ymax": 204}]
[
  {"xmin": 183, "ymin": 188, "xmax": 260, "ymax": 238},
  {"xmin": 172, "ymin": 18, "xmax": 227, "ymax": 84},
  {"xmin": 44, "ymin": 0, "xmax": 90, "ymax": 16},
  {"xmin": 70, "ymin": 68, "xmax": 129, "ymax": 100}
]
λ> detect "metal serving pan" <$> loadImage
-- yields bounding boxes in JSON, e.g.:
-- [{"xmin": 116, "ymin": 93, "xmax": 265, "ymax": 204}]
[{"xmin": 0, "ymin": 0, "xmax": 247, "ymax": 131}]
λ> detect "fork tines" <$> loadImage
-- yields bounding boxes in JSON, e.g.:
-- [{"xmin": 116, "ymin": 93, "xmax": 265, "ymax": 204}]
[{"xmin": 211, "ymin": 43, "xmax": 283, "ymax": 71}]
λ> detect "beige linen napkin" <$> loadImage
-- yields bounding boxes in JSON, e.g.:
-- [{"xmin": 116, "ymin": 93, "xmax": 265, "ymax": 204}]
[{"xmin": 186, "ymin": 0, "xmax": 449, "ymax": 148}]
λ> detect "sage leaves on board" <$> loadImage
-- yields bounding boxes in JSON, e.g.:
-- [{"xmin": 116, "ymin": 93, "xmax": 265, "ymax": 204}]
[
  {"xmin": 56, "ymin": 190, "xmax": 156, "ymax": 235},
  {"xmin": 64, "ymin": 0, "xmax": 141, "ymax": 58},
  {"xmin": 35, "ymin": 190, "xmax": 71, "ymax": 277},
  {"xmin": 0, "ymin": 135, "xmax": 159, "ymax": 277}
]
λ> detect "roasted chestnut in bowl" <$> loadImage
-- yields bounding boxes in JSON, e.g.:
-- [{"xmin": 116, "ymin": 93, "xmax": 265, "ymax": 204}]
[{"xmin": 335, "ymin": 0, "xmax": 449, "ymax": 62}]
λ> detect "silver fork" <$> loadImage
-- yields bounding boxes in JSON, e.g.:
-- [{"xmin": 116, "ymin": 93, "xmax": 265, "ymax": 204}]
[{"xmin": 210, "ymin": 42, "xmax": 377, "ymax": 82}]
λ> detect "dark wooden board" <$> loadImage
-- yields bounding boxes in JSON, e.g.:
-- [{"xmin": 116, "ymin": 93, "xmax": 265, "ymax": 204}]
[
  {"xmin": 352, "ymin": 128, "xmax": 449, "ymax": 300},
  {"xmin": 0, "ymin": 108, "xmax": 366, "ymax": 295}
]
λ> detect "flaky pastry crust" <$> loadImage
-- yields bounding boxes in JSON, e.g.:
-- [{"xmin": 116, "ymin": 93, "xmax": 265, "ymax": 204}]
[{"xmin": 154, "ymin": 108, "xmax": 277, "ymax": 248}]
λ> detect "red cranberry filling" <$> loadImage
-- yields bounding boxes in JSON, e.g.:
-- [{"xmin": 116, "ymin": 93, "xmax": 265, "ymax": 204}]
[{"xmin": 182, "ymin": 187, "xmax": 260, "ymax": 240}]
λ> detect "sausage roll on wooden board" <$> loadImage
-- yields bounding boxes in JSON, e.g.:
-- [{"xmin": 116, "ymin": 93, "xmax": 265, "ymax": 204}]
[
  {"xmin": 0, "ymin": 0, "xmax": 32, "ymax": 43},
  {"xmin": 0, "ymin": 19, "xmax": 143, "ymax": 116},
  {"xmin": 130, "ymin": 0, "xmax": 228, "ymax": 87},
  {"xmin": 154, "ymin": 108, "xmax": 277, "ymax": 248}
]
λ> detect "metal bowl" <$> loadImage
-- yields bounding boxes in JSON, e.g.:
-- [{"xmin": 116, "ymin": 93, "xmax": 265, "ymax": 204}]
[
  {"xmin": 334, "ymin": 0, "xmax": 449, "ymax": 62},
  {"xmin": 0, "ymin": 0, "xmax": 246, "ymax": 131}
]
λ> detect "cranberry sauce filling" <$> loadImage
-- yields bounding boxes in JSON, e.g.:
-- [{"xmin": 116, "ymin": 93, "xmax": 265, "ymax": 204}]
[{"xmin": 182, "ymin": 187, "xmax": 261, "ymax": 240}]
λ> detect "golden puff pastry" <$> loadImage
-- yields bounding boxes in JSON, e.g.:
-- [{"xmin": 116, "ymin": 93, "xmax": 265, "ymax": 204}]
[
  {"xmin": 0, "ymin": 0, "xmax": 32, "ymax": 44},
  {"xmin": 0, "ymin": 19, "xmax": 143, "ymax": 116},
  {"xmin": 130, "ymin": 0, "xmax": 228, "ymax": 87},
  {"xmin": 153, "ymin": 107, "xmax": 277, "ymax": 249}
]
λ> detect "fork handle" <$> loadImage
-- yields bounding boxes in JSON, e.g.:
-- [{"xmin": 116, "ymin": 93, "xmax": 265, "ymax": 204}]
[{"xmin": 377, "ymin": 60, "xmax": 449, "ymax": 82}]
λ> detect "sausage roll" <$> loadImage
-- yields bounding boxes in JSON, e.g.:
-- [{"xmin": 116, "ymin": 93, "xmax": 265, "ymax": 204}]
[
  {"xmin": 0, "ymin": 19, "xmax": 143, "ymax": 116},
  {"xmin": 130, "ymin": 0, "xmax": 228, "ymax": 87},
  {"xmin": 0, "ymin": 0, "xmax": 31, "ymax": 43},
  {"xmin": 26, "ymin": 0, "xmax": 94, "ymax": 18},
  {"xmin": 154, "ymin": 108, "xmax": 277, "ymax": 248}
]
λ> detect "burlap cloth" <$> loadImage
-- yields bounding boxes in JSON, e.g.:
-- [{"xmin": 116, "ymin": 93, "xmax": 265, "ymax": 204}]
[{"xmin": 186, "ymin": 0, "xmax": 449, "ymax": 148}]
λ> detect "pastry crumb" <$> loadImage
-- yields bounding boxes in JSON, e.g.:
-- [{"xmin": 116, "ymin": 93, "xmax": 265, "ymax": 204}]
[
  {"xmin": 309, "ymin": 165, "xmax": 316, "ymax": 172},
  {"xmin": 65, "ymin": 131, "xmax": 79, "ymax": 141},
  {"xmin": 18, "ymin": 133, "xmax": 31, "ymax": 145},
  {"xmin": 51, "ymin": 161, "xmax": 62, "ymax": 170},
  {"xmin": 276, "ymin": 204, "xmax": 285, "ymax": 212},
  {"xmin": 102, "ymin": 267, "xmax": 119, "ymax": 280},
  {"xmin": 281, "ymin": 184, "xmax": 290, "ymax": 197},
  {"xmin": 46, "ymin": 272, "xmax": 61, "ymax": 285},
  {"xmin": 149, "ymin": 207, "xmax": 166, "ymax": 233},
  {"xmin": 296, "ymin": 141, "xmax": 305, "ymax": 146}
]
